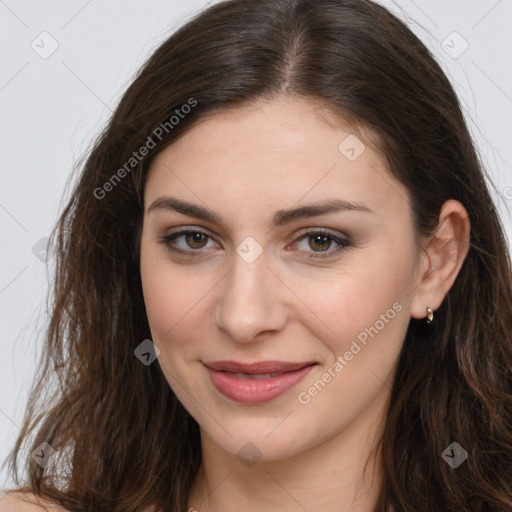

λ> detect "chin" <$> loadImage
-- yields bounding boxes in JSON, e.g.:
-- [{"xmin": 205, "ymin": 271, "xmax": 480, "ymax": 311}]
[{"xmin": 202, "ymin": 415, "xmax": 316, "ymax": 464}]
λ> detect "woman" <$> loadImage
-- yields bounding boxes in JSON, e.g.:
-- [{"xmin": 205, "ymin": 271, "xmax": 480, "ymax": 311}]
[{"xmin": 3, "ymin": 0, "xmax": 512, "ymax": 510}]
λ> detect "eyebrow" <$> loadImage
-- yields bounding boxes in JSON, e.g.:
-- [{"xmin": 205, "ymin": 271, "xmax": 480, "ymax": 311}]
[{"xmin": 146, "ymin": 196, "xmax": 376, "ymax": 230}]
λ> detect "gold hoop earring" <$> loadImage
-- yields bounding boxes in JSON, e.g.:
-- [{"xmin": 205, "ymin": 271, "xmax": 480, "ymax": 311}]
[{"xmin": 426, "ymin": 307, "xmax": 434, "ymax": 324}]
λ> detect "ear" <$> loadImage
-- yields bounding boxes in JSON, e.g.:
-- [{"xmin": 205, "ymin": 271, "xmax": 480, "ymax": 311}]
[{"xmin": 410, "ymin": 199, "xmax": 471, "ymax": 321}]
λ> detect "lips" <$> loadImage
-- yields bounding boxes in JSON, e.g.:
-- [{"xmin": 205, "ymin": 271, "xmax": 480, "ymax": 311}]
[
  {"xmin": 203, "ymin": 360, "xmax": 317, "ymax": 403},
  {"xmin": 204, "ymin": 360, "xmax": 314, "ymax": 375}
]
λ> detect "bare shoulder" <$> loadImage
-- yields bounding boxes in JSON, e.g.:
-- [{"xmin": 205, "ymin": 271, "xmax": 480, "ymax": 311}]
[{"xmin": 0, "ymin": 491, "xmax": 70, "ymax": 512}]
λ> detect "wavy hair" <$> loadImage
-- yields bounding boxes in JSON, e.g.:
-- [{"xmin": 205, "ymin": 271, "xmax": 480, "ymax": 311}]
[{"xmin": 4, "ymin": 0, "xmax": 512, "ymax": 510}]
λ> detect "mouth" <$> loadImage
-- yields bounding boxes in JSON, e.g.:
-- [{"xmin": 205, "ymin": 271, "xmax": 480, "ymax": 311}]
[{"xmin": 203, "ymin": 360, "xmax": 317, "ymax": 403}]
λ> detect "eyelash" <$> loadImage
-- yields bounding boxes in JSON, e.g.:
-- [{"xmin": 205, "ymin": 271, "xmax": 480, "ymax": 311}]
[{"xmin": 157, "ymin": 227, "xmax": 352, "ymax": 260}]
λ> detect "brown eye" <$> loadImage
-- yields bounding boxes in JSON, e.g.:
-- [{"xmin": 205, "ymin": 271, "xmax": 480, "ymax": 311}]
[
  {"xmin": 307, "ymin": 234, "xmax": 333, "ymax": 252},
  {"xmin": 158, "ymin": 228, "xmax": 218, "ymax": 256},
  {"xmin": 293, "ymin": 229, "xmax": 352, "ymax": 259},
  {"xmin": 184, "ymin": 232, "xmax": 209, "ymax": 249}
]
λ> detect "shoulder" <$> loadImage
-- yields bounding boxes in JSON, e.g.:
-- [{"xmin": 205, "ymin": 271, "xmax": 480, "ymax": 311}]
[{"xmin": 0, "ymin": 491, "xmax": 70, "ymax": 512}]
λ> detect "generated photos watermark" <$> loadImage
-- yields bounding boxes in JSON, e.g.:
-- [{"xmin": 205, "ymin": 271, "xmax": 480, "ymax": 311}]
[
  {"xmin": 94, "ymin": 97, "xmax": 198, "ymax": 200},
  {"xmin": 297, "ymin": 301, "xmax": 403, "ymax": 405}
]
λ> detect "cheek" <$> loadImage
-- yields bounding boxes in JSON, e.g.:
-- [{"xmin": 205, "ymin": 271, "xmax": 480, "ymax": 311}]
[
  {"xmin": 140, "ymin": 242, "xmax": 193, "ymax": 344},
  {"xmin": 140, "ymin": 259, "xmax": 203, "ymax": 392},
  {"xmin": 141, "ymin": 273, "xmax": 201, "ymax": 347},
  {"xmin": 293, "ymin": 245, "xmax": 413, "ymax": 359},
  {"xmin": 140, "ymin": 244, "xmax": 220, "ymax": 363}
]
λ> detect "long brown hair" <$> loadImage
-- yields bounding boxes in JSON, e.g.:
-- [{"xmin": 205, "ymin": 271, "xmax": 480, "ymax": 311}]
[{"xmin": 5, "ymin": 0, "xmax": 512, "ymax": 510}]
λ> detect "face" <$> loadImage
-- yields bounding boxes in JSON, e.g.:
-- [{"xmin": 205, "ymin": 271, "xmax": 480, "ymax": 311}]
[{"xmin": 139, "ymin": 96, "xmax": 421, "ymax": 462}]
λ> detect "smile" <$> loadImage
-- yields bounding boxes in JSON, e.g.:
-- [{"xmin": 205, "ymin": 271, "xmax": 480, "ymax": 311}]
[{"xmin": 203, "ymin": 360, "xmax": 317, "ymax": 404}]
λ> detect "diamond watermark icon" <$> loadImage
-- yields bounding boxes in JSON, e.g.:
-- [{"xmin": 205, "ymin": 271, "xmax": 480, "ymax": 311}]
[
  {"xmin": 31, "ymin": 442, "xmax": 56, "ymax": 468},
  {"xmin": 338, "ymin": 134, "xmax": 366, "ymax": 161},
  {"xmin": 236, "ymin": 236, "xmax": 263, "ymax": 264},
  {"xmin": 134, "ymin": 339, "xmax": 160, "ymax": 366},
  {"xmin": 441, "ymin": 31, "xmax": 469, "ymax": 59},
  {"xmin": 442, "ymin": 441, "xmax": 468, "ymax": 468},
  {"xmin": 31, "ymin": 236, "xmax": 55, "ymax": 262},
  {"xmin": 237, "ymin": 442, "xmax": 262, "ymax": 468},
  {"xmin": 31, "ymin": 31, "xmax": 59, "ymax": 59}
]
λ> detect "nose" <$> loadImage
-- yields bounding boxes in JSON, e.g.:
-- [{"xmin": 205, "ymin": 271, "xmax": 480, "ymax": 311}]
[{"xmin": 214, "ymin": 249, "xmax": 289, "ymax": 344}]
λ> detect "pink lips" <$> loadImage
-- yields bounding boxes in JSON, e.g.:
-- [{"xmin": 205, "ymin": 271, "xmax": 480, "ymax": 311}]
[{"xmin": 203, "ymin": 360, "xmax": 317, "ymax": 404}]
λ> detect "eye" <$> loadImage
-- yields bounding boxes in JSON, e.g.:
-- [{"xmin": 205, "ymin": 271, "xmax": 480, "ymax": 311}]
[
  {"xmin": 158, "ymin": 228, "xmax": 219, "ymax": 256},
  {"xmin": 291, "ymin": 229, "xmax": 352, "ymax": 259}
]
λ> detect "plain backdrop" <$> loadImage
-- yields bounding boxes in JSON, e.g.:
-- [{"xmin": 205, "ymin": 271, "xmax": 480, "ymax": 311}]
[{"xmin": 1, "ymin": 0, "xmax": 511, "ymax": 490}]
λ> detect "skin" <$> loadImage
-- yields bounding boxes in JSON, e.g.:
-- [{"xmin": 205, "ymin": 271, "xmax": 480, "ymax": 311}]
[
  {"xmin": 139, "ymin": 96, "xmax": 470, "ymax": 512},
  {"xmin": 0, "ymin": 491, "xmax": 69, "ymax": 511}
]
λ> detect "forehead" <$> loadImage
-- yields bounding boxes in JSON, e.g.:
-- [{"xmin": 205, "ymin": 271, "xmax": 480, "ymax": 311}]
[{"xmin": 144, "ymin": 97, "xmax": 409, "ymax": 220}]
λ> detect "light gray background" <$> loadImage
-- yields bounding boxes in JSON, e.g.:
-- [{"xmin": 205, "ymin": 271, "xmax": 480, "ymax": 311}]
[{"xmin": 1, "ymin": 0, "xmax": 511, "ymax": 490}]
